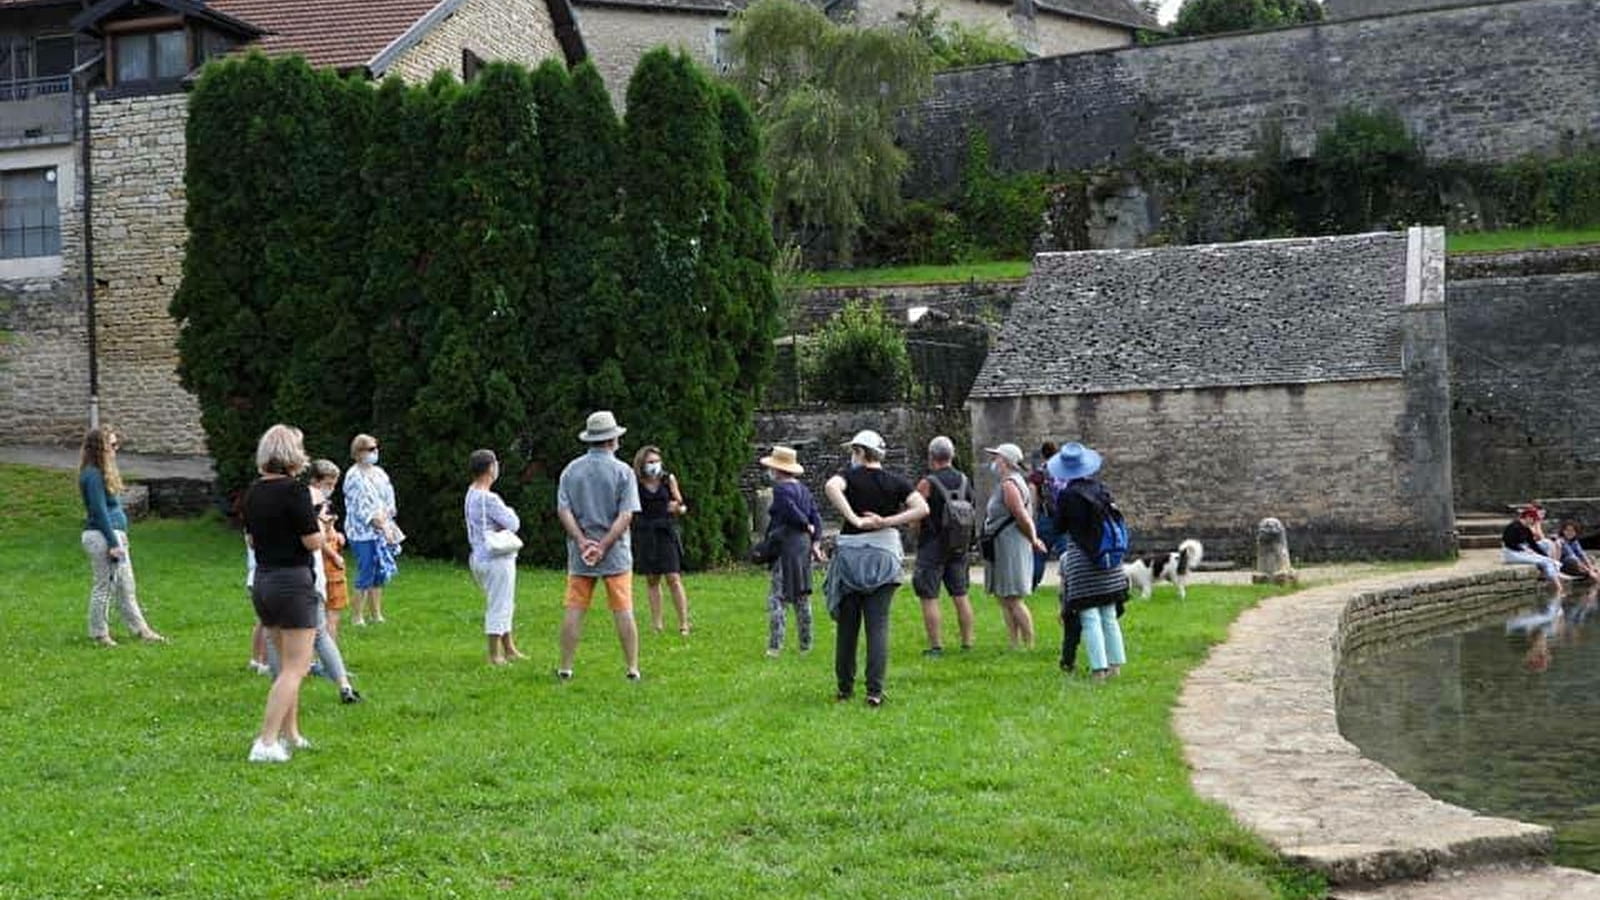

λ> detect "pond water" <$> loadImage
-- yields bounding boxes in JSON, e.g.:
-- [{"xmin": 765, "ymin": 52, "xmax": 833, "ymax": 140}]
[{"xmin": 1337, "ymin": 583, "xmax": 1600, "ymax": 872}]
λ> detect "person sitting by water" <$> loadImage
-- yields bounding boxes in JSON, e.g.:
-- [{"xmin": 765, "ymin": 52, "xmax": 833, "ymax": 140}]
[
  {"xmin": 1502, "ymin": 505, "xmax": 1569, "ymax": 592},
  {"xmin": 1556, "ymin": 520, "xmax": 1600, "ymax": 581}
]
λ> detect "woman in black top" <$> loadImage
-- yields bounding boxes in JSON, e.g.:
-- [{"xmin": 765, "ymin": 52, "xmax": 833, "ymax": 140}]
[
  {"xmin": 243, "ymin": 424, "xmax": 325, "ymax": 763},
  {"xmin": 632, "ymin": 445, "xmax": 691, "ymax": 635},
  {"xmin": 823, "ymin": 430, "xmax": 928, "ymax": 707}
]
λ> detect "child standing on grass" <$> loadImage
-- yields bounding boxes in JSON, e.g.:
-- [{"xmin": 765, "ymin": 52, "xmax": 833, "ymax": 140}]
[
  {"xmin": 310, "ymin": 461, "xmax": 351, "ymax": 641},
  {"xmin": 760, "ymin": 447, "xmax": 824, "ymax": 657},
  {"xmin": 308, "ymin": 460, "xmax": 362, "ymax": 703}
]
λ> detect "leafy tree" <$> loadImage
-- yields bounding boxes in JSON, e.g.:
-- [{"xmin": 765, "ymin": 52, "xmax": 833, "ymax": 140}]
[
  {"xmin": 802, "ymin": 300, "xmax": 911, "ymax": 404},
  {"xmin": 901, "ymin": 0, "xmax": 1029, "ymax": 69},
  {"xmin": 1170, "ymin": 0, "xmax": 1322, "ymax": 37},
  {"xmin": 728, "ymin": 0, "xmax": 934, "ymax": 260}
]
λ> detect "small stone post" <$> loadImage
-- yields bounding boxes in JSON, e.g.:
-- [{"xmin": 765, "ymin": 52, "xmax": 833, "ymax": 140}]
[{"xmin": 1252, "ymin": 517, "xmax": 1298, "ymax": 585}]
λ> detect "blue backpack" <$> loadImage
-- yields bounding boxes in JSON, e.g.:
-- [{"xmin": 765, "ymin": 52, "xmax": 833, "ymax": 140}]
[{"xmin": 1069, "ymin": 480, "xmax": 1131, "ymax": 570}]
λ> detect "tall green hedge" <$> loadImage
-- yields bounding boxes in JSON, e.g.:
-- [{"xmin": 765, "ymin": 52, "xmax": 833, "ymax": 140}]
[{"xmin": 174, "ymin": 53, "xmax": 780, "ymax": 565}]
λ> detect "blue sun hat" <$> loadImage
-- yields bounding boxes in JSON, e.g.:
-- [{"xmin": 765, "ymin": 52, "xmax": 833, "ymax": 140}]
[{"xmin": 1047, "ymin": 442, "xmax": 1103, "ymax": 482}]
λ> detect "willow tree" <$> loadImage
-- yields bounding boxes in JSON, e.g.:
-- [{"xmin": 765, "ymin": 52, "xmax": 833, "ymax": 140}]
[{"xmin": 728, "ymin": 0, "xmax": 933, "ymax": 260}]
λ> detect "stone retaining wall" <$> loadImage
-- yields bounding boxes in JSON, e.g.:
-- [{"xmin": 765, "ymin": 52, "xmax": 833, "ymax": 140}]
[
  {"xmin": 1336, "ymin": 567, "xmax": 1541, "ymax": 661},
  {"xmin": 903, "ymin": 0, "xmax": 1600, "ymax": 195},
  {"xmin": 1175, "ymin": 555, "xmax": 1566, "ymax": 887}
]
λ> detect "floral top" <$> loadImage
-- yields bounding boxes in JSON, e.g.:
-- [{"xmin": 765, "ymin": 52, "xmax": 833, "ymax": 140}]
[{"xmin": 342, "ymin": 463, "xmax": 396, "ymax": 543}]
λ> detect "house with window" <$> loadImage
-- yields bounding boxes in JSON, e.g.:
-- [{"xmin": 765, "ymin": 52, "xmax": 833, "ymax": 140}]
[
  {"xmin": 0, "ymin": 0, "xmax": 583, "ymax": 453},
  {"xmin": 574, "ymin": 0, "xmax": 1158, "ymax": 106},
  {"xmin": 572, "ymin": 0, "xmax": 739, "ymax": 103}
]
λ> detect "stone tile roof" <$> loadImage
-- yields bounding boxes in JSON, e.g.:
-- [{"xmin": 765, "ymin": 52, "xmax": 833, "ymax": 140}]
[
  {"xmin": 1038, "ymin": 0, "xmax": 1161, "ymax": 31},
  {"xmin": 207, "ymin": 0, "xmax": 443, "ymax": 72},
  {"xmin": 570, "ymin": 0, "xmax": 742, "ymax": 13},
  {"xmin": 970, "ymin": 232, "xmax": 1411, "ymax": 399}
]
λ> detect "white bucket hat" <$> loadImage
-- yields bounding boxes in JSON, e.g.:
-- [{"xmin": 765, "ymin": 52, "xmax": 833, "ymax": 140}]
[{"xmin": 578, "ymin": 410, "xmax": 627, "ymax": 443}]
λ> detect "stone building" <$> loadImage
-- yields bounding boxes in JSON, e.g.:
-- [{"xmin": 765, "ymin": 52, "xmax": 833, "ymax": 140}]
[
  {"xmin": 573, "ymin": 0, "xmax": 1158, "ymax": 105},
  {"xmin": 846, "ymin": 0, "xmax": 1158, "ymax": 56},
  {"xmin": 968, "ymin": 229, "xmax": 1456, "ymax": 563},
  {"xmin": 0, "ymin": 0, "xmax": 582, "ymax": 454}
]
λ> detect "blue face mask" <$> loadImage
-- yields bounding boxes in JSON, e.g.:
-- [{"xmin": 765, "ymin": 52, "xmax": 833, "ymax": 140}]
[
  {"xmin": 987, "ymin": 461, "xmax": 1000, "ymax": 476},
  {"xmin": 364, "ymin": 451, "xmax": 379, "ymax": 466}
]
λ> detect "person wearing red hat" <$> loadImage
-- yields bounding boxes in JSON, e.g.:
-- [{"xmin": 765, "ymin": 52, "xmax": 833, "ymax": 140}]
[{"xmin": 1502, "ymin": 505, "xmax": 1568, "ymax": 592}]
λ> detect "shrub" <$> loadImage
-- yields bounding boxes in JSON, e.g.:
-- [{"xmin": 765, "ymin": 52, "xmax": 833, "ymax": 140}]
[
  {"xmin": 802, "ymin": 301, "xmax": 910, "ymax": 404},
  {"xmin": 958, "ymin": 131, "xmax": 1047, "ymax": 259}
]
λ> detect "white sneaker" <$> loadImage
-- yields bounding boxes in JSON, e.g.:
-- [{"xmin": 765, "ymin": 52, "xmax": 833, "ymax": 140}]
[
  {"xmin": 248, "ymin": 739, "xmax": 290, "ymax": 763},
  {"xmin": 288, "ymin": 735, "xmax": 313, "ymax": 750}
]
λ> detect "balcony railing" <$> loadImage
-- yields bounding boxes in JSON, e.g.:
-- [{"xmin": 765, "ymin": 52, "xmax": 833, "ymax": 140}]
[
  {"xmin": 0, "ymin": 74, "xmax": 72, "ymax": 102},
  {"xmin": 0, "ymin": 75, "xmax": 74, "ymax": 145}
]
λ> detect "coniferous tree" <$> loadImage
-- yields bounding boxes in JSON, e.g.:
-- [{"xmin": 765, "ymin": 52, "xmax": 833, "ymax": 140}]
[
  {"xmin": 271, "ymin": 69, "xmax": 374, "ymax": 464},
  {"xmin": 177, "ymin": 52, "xmax": 780, "ymax": 564},
  {"xmin": 714, "ymin": 82, "xmax": 781, "ymax": 552},
  {"xmin": 173, "ymin": 55, "xmax": 321, "ymax": 496},
  {"xmin": 619, "ymin": 50, "xmax": 737, "ymax": 566},
  {"xmin": 404, "ymin": 63, "xmax": 543, "ymax": 558},
  {"xmin": 523, "ymin": 59, "xmax": 623, "ymax": 562}
]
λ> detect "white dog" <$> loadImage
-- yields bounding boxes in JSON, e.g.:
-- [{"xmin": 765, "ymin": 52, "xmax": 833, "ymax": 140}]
[{"xmin": 1124, "ymin": 539, "xmax": 1205, "ymax": 600}]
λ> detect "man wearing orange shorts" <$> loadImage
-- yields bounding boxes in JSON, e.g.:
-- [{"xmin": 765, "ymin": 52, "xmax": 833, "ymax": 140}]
[{"xmin": 556, "ymin": 411, "xmax": 643, "ymax": 681}]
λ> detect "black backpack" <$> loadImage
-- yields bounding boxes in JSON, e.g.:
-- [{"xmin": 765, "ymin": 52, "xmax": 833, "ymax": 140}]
[{"xmin": 929, "ymin": 471, "xmax": 977, "ymax": 560}]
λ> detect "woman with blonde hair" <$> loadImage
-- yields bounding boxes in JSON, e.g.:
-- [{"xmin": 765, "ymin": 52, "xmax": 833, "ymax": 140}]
[
  {"xmin": 243, "ymin": 424, "xmax": 324, "ymax": 762},
  {"xmin": 78, "ymin": 425, "xmax": 164, "ymax": 646},
  {"xmin": 343, "ymin": 433, "xmax": 398, "ymax": 625},
  {"xmin": 631, "ymin": 445, "xmax": 691, "ymax": 635}
]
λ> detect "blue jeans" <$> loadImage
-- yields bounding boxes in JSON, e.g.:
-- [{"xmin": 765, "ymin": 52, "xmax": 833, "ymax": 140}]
[{"xmin": 1080, "ymin": 604, "xmax": 1125, "ymax": 672}]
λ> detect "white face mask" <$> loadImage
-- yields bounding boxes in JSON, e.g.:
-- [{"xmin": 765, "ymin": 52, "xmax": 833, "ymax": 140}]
[
  {"xmin": 643, "ymin": 462, "xmax": 662, "ymax": 478},
  {"xmin": 364, "ymin": 451, "xmax": 379, "ymax": 466}
]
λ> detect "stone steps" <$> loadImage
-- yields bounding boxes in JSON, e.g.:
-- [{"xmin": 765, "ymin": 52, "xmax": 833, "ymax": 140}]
[
  {"xmin": 1456, "ymin": 512, "xmax": 1506, "ymax": 551},
  {"xmin": 1331, "ymin": 864, "xmax": 1600, "ymax": 899}
]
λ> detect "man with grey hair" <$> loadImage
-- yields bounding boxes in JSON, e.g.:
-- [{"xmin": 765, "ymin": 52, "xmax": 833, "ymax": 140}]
[{"xmin": 912, "ymin": 436, "xmax": 976, "ymax": 655}]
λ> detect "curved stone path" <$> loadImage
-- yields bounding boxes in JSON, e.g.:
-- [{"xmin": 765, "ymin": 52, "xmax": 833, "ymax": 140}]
[{"xmin": 1172, "ymin": 552, "xmax": 1600, "ymax": 897}]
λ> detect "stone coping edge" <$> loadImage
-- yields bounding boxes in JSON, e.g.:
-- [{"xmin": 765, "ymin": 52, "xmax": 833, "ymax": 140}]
[{"xmin": 1174, "ymin": 558, "xmax": 1564, "ymax": 888}]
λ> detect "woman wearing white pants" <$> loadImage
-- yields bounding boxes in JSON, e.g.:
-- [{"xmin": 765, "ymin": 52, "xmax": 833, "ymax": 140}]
[
  {"xmin": 78, "ymin": 426, "xmax": 164, "ymax": 646},
  {"xmin": 465, "ymin": 449, "xmax": 523, "ymax": 665}
]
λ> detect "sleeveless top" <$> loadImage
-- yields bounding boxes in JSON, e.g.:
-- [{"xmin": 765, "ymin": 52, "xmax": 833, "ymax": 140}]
[{"xmin": 638, "ymin": 479, "xmax": 672, "ymax": 522}]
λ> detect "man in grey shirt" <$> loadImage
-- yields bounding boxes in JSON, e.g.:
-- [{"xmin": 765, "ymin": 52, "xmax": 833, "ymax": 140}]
[{"xmin": 556, "ymin": 411, "xmax": 643, "ymax": 681}]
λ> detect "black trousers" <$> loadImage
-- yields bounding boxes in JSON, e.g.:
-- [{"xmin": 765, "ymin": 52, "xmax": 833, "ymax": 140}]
[{"xmin": 835, "ymin": 583, "xmax": 896, "ymax": 696}]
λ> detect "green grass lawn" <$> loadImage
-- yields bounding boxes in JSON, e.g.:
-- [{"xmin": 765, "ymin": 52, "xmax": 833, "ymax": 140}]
[
  {"xmin": 803, "ymin": 260, "xmax": 1031, "ymax": 288},
  {"xmin": 0, "ymin": 464, "xmax": 1320, "ymax": 899},
  {"xmin": 1445, "ymin": 227, "xmax": 1600, "ymax": 253}
]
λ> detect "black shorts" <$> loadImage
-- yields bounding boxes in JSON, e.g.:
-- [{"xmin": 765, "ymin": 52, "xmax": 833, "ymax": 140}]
[
  {"xmin": 913, "ymin": 549, "xmax": 970, "ymax": 599},
  {"xmin": 252, "ymin": 565, "xmax": 319, "ymax": 629}
]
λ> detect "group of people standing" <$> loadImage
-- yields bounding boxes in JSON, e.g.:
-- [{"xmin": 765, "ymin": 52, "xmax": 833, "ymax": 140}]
[{"xmin": 75, "ymin": 410, "xmax": 1132, "ymax": 762}]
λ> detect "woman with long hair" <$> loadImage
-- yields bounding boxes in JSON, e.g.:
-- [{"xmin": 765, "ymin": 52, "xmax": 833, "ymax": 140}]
[{"xmin": 78, "ymin": 426, "xmax": 164, "ymax": 646}]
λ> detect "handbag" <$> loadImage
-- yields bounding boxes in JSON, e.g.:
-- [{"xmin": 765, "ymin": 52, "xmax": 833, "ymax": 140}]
[
  {"xmin": 979, "ymin": 517, "xmax": 1014, "ymax": 563},
  {"xmin": 750, "ymin": 525, "xmax": 783, "ymax": 565},
  {"xmin": 479, "ymin": 491, "xmax": 522, "ymax": 557}
]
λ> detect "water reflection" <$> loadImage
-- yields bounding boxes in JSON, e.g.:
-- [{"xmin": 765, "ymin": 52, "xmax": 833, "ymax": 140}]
[{"xmin": 1337, "ymin": 584, "xmax": 1600, "ymax": 871}]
